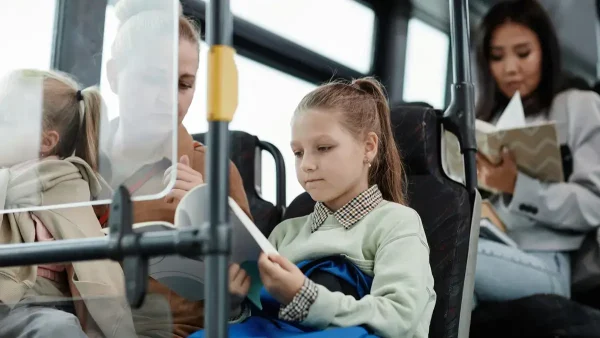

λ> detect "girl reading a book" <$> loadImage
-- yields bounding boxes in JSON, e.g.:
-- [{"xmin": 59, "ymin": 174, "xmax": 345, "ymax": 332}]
[
  {"xmin": 472, "ymin": 0, "xmax": 600, "ymax": 306},
  {"xmin": 191, "ymin": 77, "xmax": 436, "ymax": 338},
  {"xmin": 0, "ymin": 69, "xmax": 137, "ymax": 337}
]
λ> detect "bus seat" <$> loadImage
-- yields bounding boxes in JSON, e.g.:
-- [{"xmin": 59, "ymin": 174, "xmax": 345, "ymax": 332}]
[
  {"xmin": 282, "ymin": 105, "xmax": 476, "ymax": 338},
  {"xmin": 193, "ymin": 131, "xmax": 286, "ymax": 237},
  {"xmin": 396, "ymin": 101, "xmax": 434, "ymax": 108},
  {"xmin": 470, "ymin": 294, "xmax": 600, "ymax": 338},
  {"xmin": 560, "ymin": 73, "xmax": 591, "ymax": 92}
]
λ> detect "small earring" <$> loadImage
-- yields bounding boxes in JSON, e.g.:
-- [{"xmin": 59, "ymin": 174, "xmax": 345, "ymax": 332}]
[{"xmin": 368, "ymin": 162, "xmax": 372, "ymax": 168}]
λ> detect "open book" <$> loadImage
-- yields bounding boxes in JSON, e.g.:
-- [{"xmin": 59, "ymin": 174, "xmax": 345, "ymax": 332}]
[
  {"xmin": 103, "ymin": 184, "xmax": 277, "ymax": 309},
  {"xmin": 479, "ymin": 218, "xmax": 518, "ymax": 248},
  {"xmin": 479, "ymin": 200, "xmax": 517, "ymax": 248},
  {"xmin": 444, "ymin": 91, "xmax": 564, "ymax": 191}
]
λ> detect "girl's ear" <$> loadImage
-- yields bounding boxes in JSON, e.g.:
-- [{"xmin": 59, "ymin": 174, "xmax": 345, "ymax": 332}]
[
  {"xmin": 40, "ymin": 130, "xmax": 60, "ymax": 156},
  {"xmin": 364, "ymin": 131, "xmax": 378, "ymax": 164}
]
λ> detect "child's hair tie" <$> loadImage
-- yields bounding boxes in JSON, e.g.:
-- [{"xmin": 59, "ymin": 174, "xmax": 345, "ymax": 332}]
[
  {"xmin": 76, "ymin": 90, "xmax": 84, "ymax": 102},
  {"xmin": 76, "ymin": 89, "xmax": 86, "ymax": 129}
]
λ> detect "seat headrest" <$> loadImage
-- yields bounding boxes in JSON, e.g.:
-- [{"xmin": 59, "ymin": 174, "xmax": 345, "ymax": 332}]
[{"xmin": 389, "ymin": 105, "xmax": 443, "ymax": 177}]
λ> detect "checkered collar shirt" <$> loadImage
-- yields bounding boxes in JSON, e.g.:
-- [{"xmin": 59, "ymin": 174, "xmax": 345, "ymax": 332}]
[{"xmin": 310, "ymin": 185, "xmax": 384, "ymax": 233}]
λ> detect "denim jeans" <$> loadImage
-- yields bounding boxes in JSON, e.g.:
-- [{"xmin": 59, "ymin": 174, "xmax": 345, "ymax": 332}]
[{"xmin": 473, "ymin": 238, "xmax": 571, "ymax": 308}]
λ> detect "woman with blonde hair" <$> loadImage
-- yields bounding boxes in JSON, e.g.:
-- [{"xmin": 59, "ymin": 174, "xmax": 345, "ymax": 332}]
[{"xmin": 100, "ymin": 0, "xmax": 252, "ymax": 336}]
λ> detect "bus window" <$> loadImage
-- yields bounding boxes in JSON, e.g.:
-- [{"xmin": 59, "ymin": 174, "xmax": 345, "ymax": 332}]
[
  {"xmin": 0, "ymin": 0, "xmax": 56, "ymax": 74},
  {"xmin": 200, "ymin": 0, "xmax": 375, "ymax": 73},
  {"xmin": 100, "ymin": 4, "xmax": 118, "ymax": 120},
  {"xmin": 184, "ymin": 42, "xmax": 316, "ymax": 205},
  {"xmin": 402, "ymin": 18, "xmax": 449, "ymax": 109}
]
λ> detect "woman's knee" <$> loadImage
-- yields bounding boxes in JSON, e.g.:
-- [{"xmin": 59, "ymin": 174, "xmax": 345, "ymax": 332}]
[{"xmin": 476, "ymin": 240, "xmax": 570, "ymax": 300}]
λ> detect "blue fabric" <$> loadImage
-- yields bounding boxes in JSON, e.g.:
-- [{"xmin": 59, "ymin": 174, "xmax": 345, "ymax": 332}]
[
  {"xmin": 298, "ymin": 258, "xmax": 373, "ymax": 298},
  {"xmin": 190, "ymin": 256, "xmax": 379, "ymax": 338},
  {"xmin": 259, "ymin": 257, "xmax": 374, "ymax": 317},
  {"xmin": 189, "ymin": 316, "xmax": 378, "ymax": 338}
]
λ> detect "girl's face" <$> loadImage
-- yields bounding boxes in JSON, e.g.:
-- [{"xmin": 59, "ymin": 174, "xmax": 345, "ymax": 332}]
[
  {"xmin": 291, "ymin": 109, "xmax": 377, "ymax": 211},
  {"xmin": 489, "ymin": 21, "xmax": 543, "ymax": 99}
]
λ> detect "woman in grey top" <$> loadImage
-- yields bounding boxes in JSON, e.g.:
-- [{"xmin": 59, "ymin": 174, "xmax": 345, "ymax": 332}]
[{"xmin": 473, "ymin": 0, "xmax": 600, "ymax": 306}]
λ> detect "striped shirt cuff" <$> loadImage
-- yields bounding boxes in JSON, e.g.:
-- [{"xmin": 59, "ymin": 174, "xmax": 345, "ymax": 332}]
[
  {"xmin": 229, "ymin": 302, "xmax": 251, "ymax": 324},
  {"xmin": 279, "ymin": 278, "xmax": 318, "ymax": 322}
]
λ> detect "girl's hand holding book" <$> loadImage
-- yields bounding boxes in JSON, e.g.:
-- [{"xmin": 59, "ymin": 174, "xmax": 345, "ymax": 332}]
[{"xmin": 258, "ymin": 253, "xmax": 305, "ymax": 306}]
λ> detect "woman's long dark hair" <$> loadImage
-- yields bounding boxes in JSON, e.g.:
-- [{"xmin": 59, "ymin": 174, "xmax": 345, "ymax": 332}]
[{"xmin": 475, "ymin": 0, "xmax": 563, "ymax": 122}]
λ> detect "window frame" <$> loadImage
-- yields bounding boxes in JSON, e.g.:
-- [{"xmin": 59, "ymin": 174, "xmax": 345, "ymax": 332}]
[
  {"xmin": 181, "ymin": 0, "xmax": 366, "ymax": 85},
  {"xmin": 52, "ymin": 0, "xmax": 108, "ymax": 87}
]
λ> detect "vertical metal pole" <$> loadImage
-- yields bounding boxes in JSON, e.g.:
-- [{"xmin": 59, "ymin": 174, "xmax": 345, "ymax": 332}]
[
  {"xmin": 447, "ymin": 1, "xmax": 478, "ymax": 338},
  {"xmin": 446, "ymin": 0, "xmax": 477, "ymax": 196},
  {"xmin": 204, "ymin": 0, "xmax": 237, "ymax": 337},
  {"xmin": 449, "ymin": 0, "xmax": 471, "ymax": 84},
  {"xmin": 595, "ymin": 0, "xmax": 600, "ymax": 79}
]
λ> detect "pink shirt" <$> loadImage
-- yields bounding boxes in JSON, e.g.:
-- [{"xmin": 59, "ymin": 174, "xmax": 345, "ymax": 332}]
[{"xmin": 32, "ymin": 213, "xmax": 65, "ymax": 282}]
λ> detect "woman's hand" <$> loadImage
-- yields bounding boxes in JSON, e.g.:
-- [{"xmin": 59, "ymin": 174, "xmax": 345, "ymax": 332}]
[
  {"xmin": 163, "ymin": 155, "xmax": 204, "ymax": 204},
  {"xmin": 258, "ymin": 253, "xmax": 305, "ymax": 306},
  {"xmin": 229, "ymin": 263, "xmax": 251, "ymax": 317},
  {"xmin": 477, "ymin": 148, "xmax": 518, "ymax": 194}
]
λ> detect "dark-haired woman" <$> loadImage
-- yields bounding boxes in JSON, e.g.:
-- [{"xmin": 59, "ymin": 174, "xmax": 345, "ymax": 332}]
[{"xmin": 473, "ymin": 0, "xmax": 600, "ymax": 306}]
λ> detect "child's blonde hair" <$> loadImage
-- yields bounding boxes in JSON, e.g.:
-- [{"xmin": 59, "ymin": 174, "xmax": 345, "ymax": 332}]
[
  {"xmin": 7, "ymin": 69, "xmax": 103, "ymax": 170},
  {"xmin": 294, "ymin": 77, "xmax": 407, "ymax": 204}
]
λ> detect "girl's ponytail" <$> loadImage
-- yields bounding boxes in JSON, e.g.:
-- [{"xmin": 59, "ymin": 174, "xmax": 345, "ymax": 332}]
[
  {"xmin": 352, "ymin": 78, "xmax": 407, "ymax": 205},
  {"xmin": 75, "ymin": 87, "xmax": 103, "ymax": 171}
]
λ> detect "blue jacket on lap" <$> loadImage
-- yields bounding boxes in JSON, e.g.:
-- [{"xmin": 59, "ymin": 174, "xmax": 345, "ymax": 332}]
[{"xmin": 190, "ymin": 256, "xmax": 379, "ymax": 338}]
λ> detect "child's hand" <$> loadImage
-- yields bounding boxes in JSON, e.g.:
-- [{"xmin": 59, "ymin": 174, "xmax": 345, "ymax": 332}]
[
  {"xmin": 258, "ymin": 253, "xmax": 305, "ymax": 306},
  {"xmin": 164, "ymin": 155, "xmax": 204, "ymax": 204},
  {"xmin": 229, "ymin": 263, "xmax": 251, "ymax": 316}
]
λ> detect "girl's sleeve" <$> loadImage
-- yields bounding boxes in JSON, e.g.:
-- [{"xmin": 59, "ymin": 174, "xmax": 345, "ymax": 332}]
[{"xmin": 299, "ymin": 211, "xmax": 436, "ymax": 337}]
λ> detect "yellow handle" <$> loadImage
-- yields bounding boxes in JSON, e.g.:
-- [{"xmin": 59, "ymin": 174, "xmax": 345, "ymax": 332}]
[{"xmin": 207, "ymin": 45, "xmax": 238, "ymax": 122}]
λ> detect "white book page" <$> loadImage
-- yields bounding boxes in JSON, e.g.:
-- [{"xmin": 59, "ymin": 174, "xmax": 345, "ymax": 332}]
[
  {"xmin": 229, "ymin": 197, "xmax": 277, "ymax": 255},
  {"xmin": 495, "ymin": 91, "xmax": 526, "ymax": 130},
  {"xmin": 101, "ymin": 221, "xmax": 176, "ymax": 235},
  {"xmin": 176, "ymin": 184, "xmax": 278, "ymax": 257},
  {"xmin": 475, "ymin": 119, "xmax": 497, "ymax": 134}
]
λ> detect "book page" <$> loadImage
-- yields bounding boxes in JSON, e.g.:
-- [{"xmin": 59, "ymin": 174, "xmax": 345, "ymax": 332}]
[
  {"xmin": 475, "ymin": 119, "xmax": 497, "ymax": 134},
  {"xmin": 480, "ymin": 218, "xmax": 518, "ymax": 248},
  {"xmin": 173, "ymin": 184, "xmax": 277, "ymax": 308},
  {"xmin": 101, "ymin": 185, "xmax": 278, "ymax": 308},
  {"xmin": 495, "ymin": 91, "xmax": 526, "ymax": 129},
  {"xmin": 101, "ymin": 221, "xmax": 176, "ymax": 235},
  {"xmin": 229, "ymin": 197, "xmax": 277, "ymax": 255}
]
